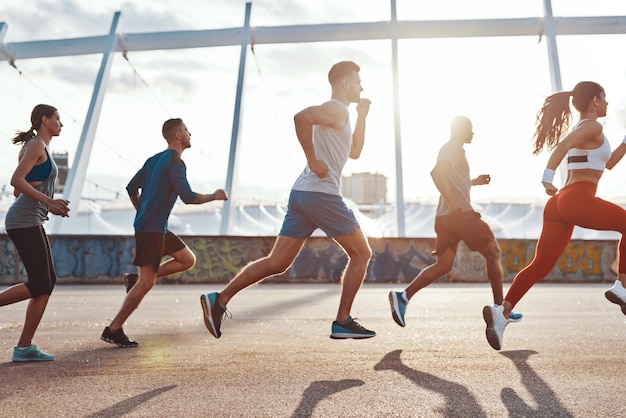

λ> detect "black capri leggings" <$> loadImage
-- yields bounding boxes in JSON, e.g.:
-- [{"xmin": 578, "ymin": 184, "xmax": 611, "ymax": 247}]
[{"xmin": 7, "ymin": 225, "xmax": 57, "ymax": 297}]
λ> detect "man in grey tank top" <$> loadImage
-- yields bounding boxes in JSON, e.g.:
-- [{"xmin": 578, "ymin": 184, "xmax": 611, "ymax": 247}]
[
  {"xmin": 388, "ymin": 116, "xmax": 522, "ymax": 328},
  {"xmin": 201, "ymin": 61, "xmax": 376, "ymax": 339}
]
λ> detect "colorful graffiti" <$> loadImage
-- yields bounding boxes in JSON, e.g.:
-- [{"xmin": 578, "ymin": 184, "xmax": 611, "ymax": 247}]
[{"xmin": 0, "ymin": 235, "xmax": 618, "ymax": 285}]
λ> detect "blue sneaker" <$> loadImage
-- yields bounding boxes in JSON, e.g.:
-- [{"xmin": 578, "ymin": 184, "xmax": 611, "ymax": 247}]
[
  {"xmin": 389, "ymin": 291, "xmax": 408, "ymax": 327},
  {"xmin": 12, "ymin": 344, "xmax": 55, "ymax": 362},
  {"xmin": 200, "ymin": 292, "xmax": 228, "ymax": 338},
  {"xmin": 508, "ymin": 311, "xmax": 523, "ymax": 322},
  {"xmin": 330, "ymin": 316, "xmax": 375, "ymax": 339}
]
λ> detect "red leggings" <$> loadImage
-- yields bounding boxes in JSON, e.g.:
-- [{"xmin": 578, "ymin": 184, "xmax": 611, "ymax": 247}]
[{"xmin": 505, "ymin": 182, "xmax": 626, "ymax": 307}]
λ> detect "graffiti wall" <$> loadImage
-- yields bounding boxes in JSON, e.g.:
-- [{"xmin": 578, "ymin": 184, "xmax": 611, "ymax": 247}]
[{"xmin": 0, "ymin": 235, "xmax": 619, "ymax": 285}]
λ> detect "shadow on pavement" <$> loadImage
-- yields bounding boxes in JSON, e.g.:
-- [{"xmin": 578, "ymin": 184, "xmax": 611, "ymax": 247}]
[
  {"xmin": 85, "ymin": 384, "xmax": 177, "ymax": 418},
  {"xmin": 500, "ymin": 350, "xmax": 574, "ymax": 417},
  {"xmin": 374, "ymin": 349, "xmax": 487, "ymax": 418},
  {"xmin": 291, "ymin": 379, "xmax": 365, "ymax": 418}
]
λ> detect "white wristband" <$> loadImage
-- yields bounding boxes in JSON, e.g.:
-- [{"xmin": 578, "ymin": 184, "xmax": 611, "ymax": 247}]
[{"xmin": 542, "ymin": 168, "xmax": 555, "ymax": 183}]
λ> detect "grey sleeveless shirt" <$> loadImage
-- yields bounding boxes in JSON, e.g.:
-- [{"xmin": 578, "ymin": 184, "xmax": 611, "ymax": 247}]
[
  {"xmin": 5, "ymin": 147, "xmax": 58, "ymax": 230},
  {"xmin": 291, "ymin": 99, "xmax": 352, "ymax": 196}
]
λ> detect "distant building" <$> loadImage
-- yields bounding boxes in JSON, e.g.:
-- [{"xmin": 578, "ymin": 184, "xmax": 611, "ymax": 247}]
[
  {"xmin": 53, "ymin": 152, "xmax": 69, "ymax": 195},
  {"xmin": 342, "ymin": 172, "xmax": 387, "ymax": 211}
]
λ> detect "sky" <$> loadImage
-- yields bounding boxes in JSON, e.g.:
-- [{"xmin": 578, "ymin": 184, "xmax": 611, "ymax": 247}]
[{"xmin": 1, "ymin": 0, "xmax": 626, "ymax": 209}]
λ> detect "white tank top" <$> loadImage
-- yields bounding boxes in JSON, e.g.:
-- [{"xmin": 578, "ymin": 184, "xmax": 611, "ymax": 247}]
[
  {"xmin": 566, "ymin": 119, "xmax": 611, "ymax": 171},
  {"xmin": 291, "ymin": 100, "xmax": 351, "ymax": 196}
]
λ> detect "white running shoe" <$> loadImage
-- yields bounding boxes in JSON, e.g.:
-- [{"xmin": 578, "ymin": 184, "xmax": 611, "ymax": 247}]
[
  {"xmin": 605, "ymin": 280, "xmax": 626, "ymax": 316},
  {"xmin": 483, "ymin": 304, "xmax": 509, "ymax": 351}
]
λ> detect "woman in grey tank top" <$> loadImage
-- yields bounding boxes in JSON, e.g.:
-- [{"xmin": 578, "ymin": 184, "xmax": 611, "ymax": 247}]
[{"xmin": 0, "ymin": 104, "xmax": 70, "ymax": 362}]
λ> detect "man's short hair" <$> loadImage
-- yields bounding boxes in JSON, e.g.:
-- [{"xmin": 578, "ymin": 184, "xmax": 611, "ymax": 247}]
[
  {"xmin": 328, "ymin": 61, "xmax": 360, "ymax": 86},
  {"xmin": 162, "ymin": 118, "xmax": 184, "ymax": 141},
  {"xmin": 450, "ymin": 116, "xmax": 471, "ymax": 134}
]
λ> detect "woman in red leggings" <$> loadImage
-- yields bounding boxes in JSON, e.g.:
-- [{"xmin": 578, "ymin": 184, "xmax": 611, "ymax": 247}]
[{"xmin": 483, "ymin": 81, "xmax": 626, "ymax": 350}]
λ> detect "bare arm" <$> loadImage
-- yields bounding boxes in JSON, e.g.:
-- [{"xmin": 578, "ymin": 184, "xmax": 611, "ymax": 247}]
[
  {"xmin": 350, "ymin": 98, "xmax": 371, "ymax": 159},
  {"xmin": 191, "ymin": 189, "xmax": 228, "ymax": 204},
  {"xmin": 606, "ymin": 136, "xmax": 626, "ymax": 170},
  {"xmin": 471, "ymin": 174, "xmax": 491, "ymax": 186},
  {"xmin": 293, "ymin": 100, "xmax": 349, "ymax": 178}
]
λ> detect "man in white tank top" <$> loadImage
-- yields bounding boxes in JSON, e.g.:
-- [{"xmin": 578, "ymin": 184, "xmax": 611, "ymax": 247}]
[{"xmin": 201, "ymin": 61, "xmax": 376, "ymax": 339}]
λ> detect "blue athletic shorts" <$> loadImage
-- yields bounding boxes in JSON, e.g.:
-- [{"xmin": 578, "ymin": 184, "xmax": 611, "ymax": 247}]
[{"xmin": 279, "ymin": 190, "xmax": 360, "ymax": 239}]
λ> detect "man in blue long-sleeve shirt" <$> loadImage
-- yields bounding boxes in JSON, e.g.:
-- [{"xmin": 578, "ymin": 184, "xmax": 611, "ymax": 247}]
[{"xmin": 101, "ymin": 118, "xmax": 227, "ymax": 347}]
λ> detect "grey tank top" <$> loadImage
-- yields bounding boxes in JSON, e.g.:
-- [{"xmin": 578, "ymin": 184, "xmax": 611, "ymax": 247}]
[
  {"xmin": 291, "ymin": 100, "xmax": 352, "ymax": 196},
  {"xmin": 5, "ymin": 148, "xmax": 58, "ymax": 230}
]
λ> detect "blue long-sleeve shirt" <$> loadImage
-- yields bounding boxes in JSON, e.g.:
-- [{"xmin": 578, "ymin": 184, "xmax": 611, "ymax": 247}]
[{"xmin": 126, "ymin": 149, "xmax": 197, "ymax": 233}]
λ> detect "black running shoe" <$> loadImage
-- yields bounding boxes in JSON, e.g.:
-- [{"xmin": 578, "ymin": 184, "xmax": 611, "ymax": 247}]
[
  {"xmin": 101, "ymin": 327, "xmax": 139, "ymax": 347},
  {"xmin": 330, "ymin": 316, "xmax": 376, "ymax": 339},
  {"xmin": 124, "ymin": 273, "xmax": 138, "ymax": 293}
]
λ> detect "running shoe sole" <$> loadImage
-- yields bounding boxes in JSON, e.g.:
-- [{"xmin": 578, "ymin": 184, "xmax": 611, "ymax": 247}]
[
  {"xmin": 482, "ymin": 305, "xmax": 502, "ymax": 351},
  {"xmin": 200, "ymin": 294, "xmax": 221, "ymax": 338},
  {"xmin": 329, "ymin": 333, "xmax": 375, "ymax": 340},
  {"xmin": 12, "ymin": 356, "xmax": 54, "ymax": 362},
  {"xmin": 605, "ymin": 290, "xmax": 626, "ymax": 315},
  {"xmin": 388, "ymin": 291, "xmax": 406, "ymax": 327},
  {"xmin": 100, "ymin": 336, "xmax": 138, "ymax": 348}
]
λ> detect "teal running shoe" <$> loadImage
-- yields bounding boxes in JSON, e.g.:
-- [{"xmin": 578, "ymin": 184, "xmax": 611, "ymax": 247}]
[
  {"xmin": 12, "ymin": 344, "xmax": 55, "ymax": 362},
  {"xmin": 389, "ymin": 291, "xmax": 408, "ymax": 327}
]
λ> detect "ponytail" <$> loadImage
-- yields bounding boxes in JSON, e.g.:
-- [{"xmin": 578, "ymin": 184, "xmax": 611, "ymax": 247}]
[
  {"xmin": 12, "ymin": 128, "xmax": 36, "ymax": 145},
  {"xmin": 532, "ymin": 81, "xmax": 605, "ymax": 155},
  {"xmin": 531, "ymin": 91, "xmax": 572, "ymax": 155},
  {"xmin": 10, "ymin": 104, "xmax": 58, "ymax": 145}
]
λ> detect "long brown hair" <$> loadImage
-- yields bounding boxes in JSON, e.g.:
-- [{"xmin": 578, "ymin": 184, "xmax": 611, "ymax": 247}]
[
  {"xmin": 12, "ymin": 104, "xmax": 58, "ymax": 145},
  {"xmin": 531, "ymin": 81, "xmax": 604, "ymax": 155}
]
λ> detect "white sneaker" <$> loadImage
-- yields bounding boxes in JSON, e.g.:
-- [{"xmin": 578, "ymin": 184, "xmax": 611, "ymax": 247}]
[
  {"xmin": 483, "ymin": 304, "xmax": 509, "ymax": 350},
  {"xmin": 605, "ymin": 280, "xmax": 626, "ymax": 315}
]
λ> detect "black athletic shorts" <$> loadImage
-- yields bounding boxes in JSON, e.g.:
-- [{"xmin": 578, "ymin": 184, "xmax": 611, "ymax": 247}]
[{"xmin": 133, "ymin": 230, "xmax": 186, "ymax": 273}]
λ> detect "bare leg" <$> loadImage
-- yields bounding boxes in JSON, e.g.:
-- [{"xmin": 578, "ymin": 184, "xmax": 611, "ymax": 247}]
[
  {"xmin": 109, "ymin": 264, "xmax": 157, "ymax": 331},
  {"xmin": 0, "ymin": 283, "xmax": 32, "ymax": 306},
  {"xmin": 0, "ymin": 283, "xmax": 50, "ymax": 347},
  {"xmin": 157, "ymin": 246, "xmax": 196, "ymax": 278},
  {"xmin": 333, "ymin": 228, "xmax": 372, "ymax": 324},
  {"xmin": 18, "ymin": 295, "xmax": 50, "ymax": 347},
  {"xmin": 477, "ymin": 239, "xmax": 504, "ymax": 305},
  {"xmin": 220, "ymin": 236, "xmax": 305, "ymax": 306},
  {"xmin": 404, "ymin": 248, "xmax": 456, "ymax": 300}
]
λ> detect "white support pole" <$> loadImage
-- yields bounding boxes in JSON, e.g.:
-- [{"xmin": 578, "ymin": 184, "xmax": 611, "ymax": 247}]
[
  {"xmin": 543, "ymin": 0, "xmax": 567, "ymax": 186},
  {"xmin": 390, "ymin": 0, "xmax": 406, "ymax": 237},
  {"xmin": 0, "ymin": 22, "xmax": 11, "ymax": 63},
  {"xmin": 51, "ymin": 12, "xmax": 121, "ymax": 234},
  {"xmin": 220, "ymin": 2, "xmax": 252, "ymax": 236},
  {"xmin": 543, "ymin": 0, "xmax": 563, "ymax": 92}
]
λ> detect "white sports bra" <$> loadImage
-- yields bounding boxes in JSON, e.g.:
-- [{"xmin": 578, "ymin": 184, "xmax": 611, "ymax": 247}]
[{"xmin": 566, "ymin": 119, "xmax": 611, "ymax": 171}]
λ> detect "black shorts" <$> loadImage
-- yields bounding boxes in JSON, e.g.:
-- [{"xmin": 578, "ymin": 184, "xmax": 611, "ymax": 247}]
[
  {"xmin": 7, "ymin": 225, "xmax": 56, "ymax": 297},
  {"xmin": 133, "ymin": 230, "xmax": 186, "ymax": 273},
  {"xmin": 433, "ymin": 211, "xmax": 495, "ymax": 255}
]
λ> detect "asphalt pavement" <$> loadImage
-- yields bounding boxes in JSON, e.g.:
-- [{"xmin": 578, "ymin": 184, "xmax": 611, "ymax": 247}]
[{"xmin": 1, "ymin": 282, "xmax": 625, "ymax": 417}]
